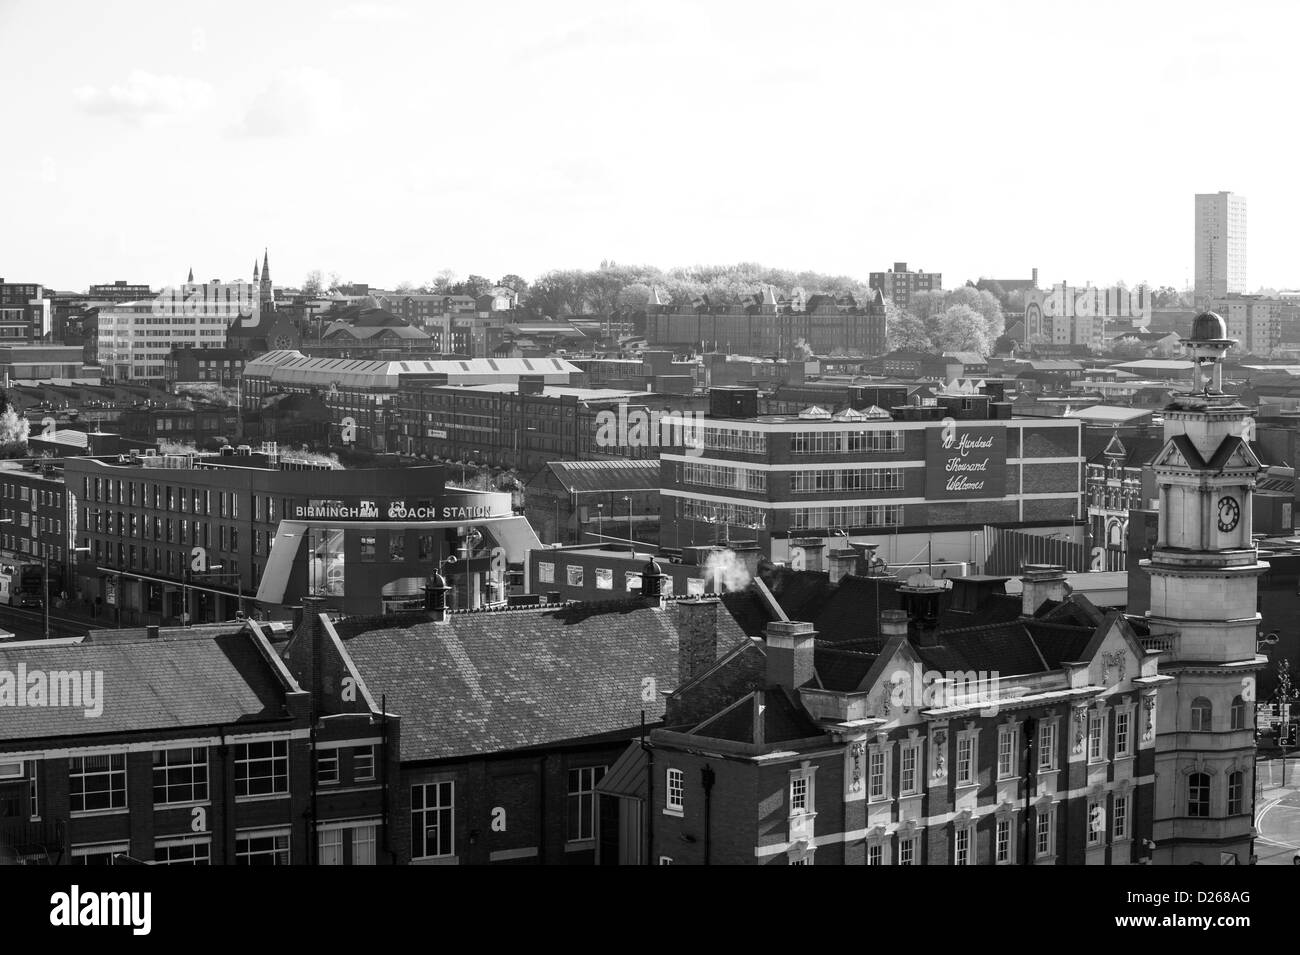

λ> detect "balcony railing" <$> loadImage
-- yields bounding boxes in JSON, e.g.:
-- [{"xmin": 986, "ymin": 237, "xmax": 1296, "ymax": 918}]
[{"xmin": 0, "ymin": 819, "xmax": 66, "ymax": 864}]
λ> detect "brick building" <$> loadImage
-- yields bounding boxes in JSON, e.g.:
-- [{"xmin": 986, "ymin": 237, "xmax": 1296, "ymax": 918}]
[
  {"xmin": 280, "ymin": 590, "xmax": 750, "ymax": 864},
  {"xmin": 643, "ymin": 291, "xmax": 886, "ymax": 359},
  {"xmin": 597, "ymin": 568, "xmax": 1166, "ymax": 865},
  {"xmin": 660, "ymin": 385, "xmax": 1083, "ymax": 565},
  {"xmin": 0, "ymin": 622, "xmax": 314, "ymax": 865},
  {"xmin": 869, "ymin": 262, "xmax": 942, "ymax": 309}
]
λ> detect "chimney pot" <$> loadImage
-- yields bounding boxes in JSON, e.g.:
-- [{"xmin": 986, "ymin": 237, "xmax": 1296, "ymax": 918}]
[{"xmin": 146, "ymin": 625, "xmax": 160, "ymax": 639}]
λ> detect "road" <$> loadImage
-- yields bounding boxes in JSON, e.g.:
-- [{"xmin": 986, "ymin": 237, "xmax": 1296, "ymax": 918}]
[
  {"xmin": 1255, "ymin": 753, "xmax": 1300, "ymax": 865},
  {"xmin": 0, "ymin": 602, "xmax": 94, "ymax": 642}
]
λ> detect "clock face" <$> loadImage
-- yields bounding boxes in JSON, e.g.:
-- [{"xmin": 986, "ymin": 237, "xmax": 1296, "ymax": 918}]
[{"xmin": 1218, "ymin": 495, "xmax": 1241, "ymax": 533}]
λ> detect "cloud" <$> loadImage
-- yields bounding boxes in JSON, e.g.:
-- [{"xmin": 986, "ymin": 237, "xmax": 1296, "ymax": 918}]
[
  {"xmin": 330, "ymin": 3, "xmax": 410, "ymax": 22},
  {"xmin": 73, "ymin": 70, "xmax": 214, "ymax": 124},
  {"xmin": 230, "ymin": 68, "xmax": 343, "ymax": 139}
]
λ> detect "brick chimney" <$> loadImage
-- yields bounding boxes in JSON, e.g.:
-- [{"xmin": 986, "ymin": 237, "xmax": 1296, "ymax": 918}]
[
  {"xmin": 898, "ymin": 572, "xmax": 944, "ymax": 647},
  {"xmin": 677, "ymin": 597, "xmax": 719, "ymax": 685},
  {"xmin": 765, "ymin": 620, "xmax": 816, "ymax": 691},
  {"xmin": 1021, "ymin": 564, "xmax": 1068, "ymax": 615}
]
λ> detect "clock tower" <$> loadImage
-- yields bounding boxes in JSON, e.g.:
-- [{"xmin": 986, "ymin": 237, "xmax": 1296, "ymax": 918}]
[{"xmin": 1141, "ymin": 311, "xmax": 1266, "ymax": 865}]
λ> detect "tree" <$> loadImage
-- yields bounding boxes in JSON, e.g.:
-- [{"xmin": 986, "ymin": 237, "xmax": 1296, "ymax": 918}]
[
  {"xmin": 0, "ymin": 408, "xmax": 31, "ymax": 455},
  {"xmin": 885, "ymin": 304, "xmax": 933, "ymax": 351},
  {"xmin": 456, "ymin": 275, "xmax": 493, "ymax": 298},
  {"xmin": 302, "ymin": 270, "xmax": 324, "ymax": 297},
  {"xmin": 1106, "ymin": 337, "xmax": 1149, "ymax": 360},
  {"xmin": 530, "ymin": 269, "xmax": 588, "ymax": 317},
  {"xmin": 395, "ymin": 280, "xmax": 416, "ymax": 293},
  {"xmin": 935, "ymin": 304, "xmax": 993, "ymax": 355},
  {"xmin": 994, "ymin": 334, "xmax": 1017, "ymax": 355},
  {"xmin": 498, "ymin": 274, "xmax": 529, "ymax": 295},
  {"xmin": 430, "ymin": 269, "xmax": 457, "ymax": 292},
  {"xmin": 327, "ymin": 271, "xmax": 344, "ymax": 291}
]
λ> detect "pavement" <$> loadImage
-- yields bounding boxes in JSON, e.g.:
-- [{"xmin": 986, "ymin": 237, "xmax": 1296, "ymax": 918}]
[{"xmin": 1255, "ymin": 754, "xmax": 1300, "ymax": 865}]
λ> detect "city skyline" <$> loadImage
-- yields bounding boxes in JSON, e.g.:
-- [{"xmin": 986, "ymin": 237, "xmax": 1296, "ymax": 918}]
[{"xmin": 3, "ymin": 0, "xmax": 1300, "ymax": 292}]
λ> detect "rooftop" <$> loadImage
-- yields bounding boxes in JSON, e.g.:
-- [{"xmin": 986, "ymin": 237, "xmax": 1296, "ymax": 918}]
[{"xmin": 327, "ymin": 598, "xmax": 751, "ymax": 762}]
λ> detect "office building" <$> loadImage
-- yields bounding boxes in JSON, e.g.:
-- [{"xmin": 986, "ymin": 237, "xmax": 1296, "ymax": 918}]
[{"xmin": 1194, "ymin": 192, "xmax": 1247, "ymax": 303}]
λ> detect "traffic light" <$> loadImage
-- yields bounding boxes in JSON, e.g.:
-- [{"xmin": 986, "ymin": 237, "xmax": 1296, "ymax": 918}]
[{"xmin": 1280, "ymin": 721, "xmax": 1298, "ymax": 748}]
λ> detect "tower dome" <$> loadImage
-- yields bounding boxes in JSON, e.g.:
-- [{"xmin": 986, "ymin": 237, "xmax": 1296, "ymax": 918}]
[{"xmin": 1189, "ymin": 310, "xmax": 1228, "ymax": 341}]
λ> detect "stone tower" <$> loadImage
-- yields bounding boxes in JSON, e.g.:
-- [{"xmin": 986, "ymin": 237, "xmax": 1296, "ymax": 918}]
[{"xmin": 1141, "ymin": 310, "xmax": 1265, "ymax": 865}]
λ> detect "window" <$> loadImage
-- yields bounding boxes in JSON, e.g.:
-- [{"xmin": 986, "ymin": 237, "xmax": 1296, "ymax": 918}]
[
  {"xmin": 27, "ymin": 760, "xmax": 40, "ymax": 820},
  {"xmin": 1114, "ymin": 710, "xmax": 1131, "ymax": 758},
  {"xmin": 900, "ymin": 742, "xmax": 919, "ymax": 795},
  {"xmin": 996, "ymin": 817, "xmax": 1012, "ymax": 863},
  {"xmin": 352, "ymin": 825, "xmax": 377, "ymax": 865},
  {"xmin": 72, "ymin": 842, "xmax": 130, "ymax": 865},
  {"xmin": 354, "ymin": 745, "xmax": 376, "ymax": 782},
  {"xmin": 1113, "ymin": 793, "xmax": 1129, "ymax": 840},
  {"xmin": 1190, "ymin": 697, "xmax": 1212, "ymax": 732},
  {"xmin": 155, "ymin": 838, "xmax": 211, "ymax": 865},
  {"xmin": 236, "ymin": 828, "xmax": 291, "ymax": 865},
  {"xmin": 317, "ymin": 750, "xmax": 339, "ymax": 785},
  {"xmin": 1088, "ymin": 711, "xmax": 1105, "ymax": 763},
  {"xmin": 1038, "ymin": 720, "xmax": 1057, "ymax": 772},
  {"xmin": 898, "ymin": 835, "xmax": 917, "ymax": 866},
  {"xmin": 1188, "ymin": 772, "xmax": 1211, "ymax": 817},
  {"xmin": 567, "ymin": 765, "xmax": 607, "ymax": 842},
  {"xmin": 1230, "ymin": 696, "xmax": 1247, "ymax": 731},
  {"xmin": 152, "ymin": 747, "xmax": 209, "ymax": 805},
  {"xmin": 665, "ymin": 768, "xmax": 684, "ymax": 815},
  {"xmin": 1035, "ymin": 806, "xmax": 1056, "ymax": 858},
  {"xmin": 69, "ymin": 754, "xmax": 127, "ymax": 813},
  {"xmin": 235, "ymin": 739, "xmax": 289, "ymax": 797},
  {"xmin": 1087, "ymin": 799, "xmax": 1105, "ymax": 846},
  {"xmin": 954, "ymin": 825, "xmax": 972, "ymax": 866},
  {"xmin": 1227, "ymin": 771, "xmax": 1244, "ymax": 816},
  {"xmin": 956, "ymin": 736, "xmax": 974, "ymax": 785},
  {"xmin": 360, "ymin": 535, "xmax": 375, "ymax": 561},
  {"xmin": 867, "ymin": 842, "xmax": 883, "ymax": 865},
  {"xmin": 319, "ymin": 829, "xmax": 343, "ymax": 865},
  {"xmin": 997, "ymin": 726, "xmax": 1017, "ymax": 779},
  {"xmin": 412, "ymin": 781, "xmax": 455, "ymax": 859}
]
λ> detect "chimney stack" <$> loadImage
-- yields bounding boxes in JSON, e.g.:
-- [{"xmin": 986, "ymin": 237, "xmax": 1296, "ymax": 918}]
[
  {"xmin": 1020, "ymin": 564, "xmax": 1068, "ymax": 615},
  {"xmin": 146, "ymin": 625, "xmax": 160, "ymax": 639},
  {"xmin": 880, "ymin": 609, "xmax": 909, "ymax": 643},
  {"xmin": 641, "ymin": 558, "xmax": 668, "ymax": 609},
  {"xmin": 765, "ymin": 620, "xmax": 816, "ymax": 691},
  {"xmin": 424, "ymin": 572, "xmax": 450, "ymax": 624},
  {"xmin": 827, "ymin": 547, "xmax": 858, "ymax": 584},
  {"xmin": 677, "ymin": 597, "xmax": 720, "ymax": 685},
  {"xmin": 898, "ymin": 572, "xmax": 944, "ymax": 647}
]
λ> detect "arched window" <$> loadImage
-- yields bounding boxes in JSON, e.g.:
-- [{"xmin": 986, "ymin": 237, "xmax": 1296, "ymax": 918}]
[
  {"xmin": 1188, "ymin": 773, "xmax": 1210, "ymax": 817},
  {"xmin": 1190, "ymin": 697, "xmax": 1213, "ymax": 732},
  {"xmin": 1230, "ymin": 696, "xmax": 1248, "ymax": 730},
  {"xmin": 1227, "ymin": 771, "xmax": 1244, "ymax": 816}
]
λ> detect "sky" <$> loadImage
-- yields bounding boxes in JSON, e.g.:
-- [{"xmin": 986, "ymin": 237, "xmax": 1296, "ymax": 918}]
[{"xmin": 1, "ymin": 0, "xmax": 1297, "ymax": 293}]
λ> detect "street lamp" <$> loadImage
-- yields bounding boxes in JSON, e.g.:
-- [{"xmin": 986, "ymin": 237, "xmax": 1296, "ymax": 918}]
[
  {"xmin": 595, "ymin": 503, "xmax": 604, "ymax": 543},
  {"xmin": 624, "ymin": 495, "xmax": 633, "ymax": 548}
]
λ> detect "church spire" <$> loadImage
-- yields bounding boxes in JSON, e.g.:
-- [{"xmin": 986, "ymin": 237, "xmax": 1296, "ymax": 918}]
[
  {"xmin": 262, "ymin": 248, "xmax": 271, "ymax": 284},
  {"xmin": 187, "ymin": 266, "xmax": 194, "ymax": 284},
  {"xmin": 253, "ymin": 260, "xmax": 259, "ymax": 282}
]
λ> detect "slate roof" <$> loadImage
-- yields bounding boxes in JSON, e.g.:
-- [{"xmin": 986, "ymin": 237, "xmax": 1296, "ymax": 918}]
[
  {"xmin": 330, "ymin": 599, "xmax": 751, "ymax": 762},
  {"xmin": 813, "ymin": 645, "xmax": 879, "ymax": 692},
  {"xmin": 0, "ymin": 629, "xmax": 292, "ymax": 743},
  {"xmin": 913, "ymin": 622, "xmax": 1049, "ymax": 677}
]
